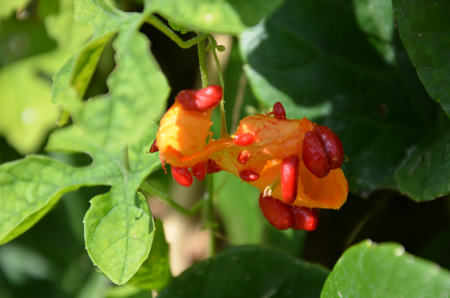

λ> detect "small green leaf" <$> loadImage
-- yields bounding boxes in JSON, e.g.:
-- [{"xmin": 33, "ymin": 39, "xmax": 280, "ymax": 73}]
[
  {"xmin": 321, "ymin": 240, "xmax": 450, "ymax": 297},
  {"xmin": 395, "ymin": 131, "xmax": 450, "ymax": 201},
  {"xmin": 84, "ymin": 192, "xmax": 155, "ymax": 285},
  {"xmin": 393, "ymin": 0, "xmax": 450, "ymax": 117},
  {"xmin": 158, "ymin": 246, "xmax": 329, "ymax": 298},
  {"xmin": 127, "ymin": 219, "xmax": 172, "ymax": 291},
  {"xmin": 147, "ymin": 0, "xmax": 284, "ymax": 34}
]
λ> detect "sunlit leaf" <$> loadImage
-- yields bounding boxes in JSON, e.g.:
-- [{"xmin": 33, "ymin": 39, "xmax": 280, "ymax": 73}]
[
  {"xmin": 127, "ymin": 219, "xmax": 172, "ymax": 291},
  {"xmin": 322, "ymin": 240, "xmax": 450, "ymax": 297},
  {"xmin": 0, "ymin": 53, "xmax": 61, "ymax": 154},
  {"xmin": 147, "ymin": 0, "xmax": 283, "ymax": 34}
]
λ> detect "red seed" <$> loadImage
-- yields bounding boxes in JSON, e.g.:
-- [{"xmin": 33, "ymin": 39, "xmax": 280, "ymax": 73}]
[
  {"xmin": 171, "ymin": 166, "xmax": 193, "ymax": 187},
  {"xmin": 195, "ymin": 85, "xmax": 223, "ymax": 111},
  {"xmin": 234, "ymin": 133, "xmax": 255, "ymax": 146},
  {"xmin": 281, "ymin": 155, "xmax": 299, "ymax": 204},
  {"xmin": 291, "ymin": 207, "xmax": 319, "ymax": 231},
  {"xmin": 302, "ymin": 131, "xmax": 330, "ymax": 178},
  {"xmin": 273, "ymin": 102, "xmax": 286, "ymax": 120},
  {"xmin": 176, "ymin": 89, "xmax": 198, "ymax": 111},
  {"xmin": 315, "ymin": 125, "xmax": 344, "ymax": 169},
  {"xmin": 237, "ymin": 151, "xmax": 251, "ymax": 164},
  {"xmin": 192, "ymin": 161, "xmax": 207, "ymax": 181},
  {"xmin": 259, "ymin": 194, "xmax": 294, "ymax": 230},
  {"xmin": 239, "ymin": 169, "xmax": 259, "ymax": 181},
  {"xmin": 206, "ymin": 159, "xmax": 222, "ymax": 174},
  {"xmin": 149, "ymin": 139, "xmax": 159, "ymax": 153}
]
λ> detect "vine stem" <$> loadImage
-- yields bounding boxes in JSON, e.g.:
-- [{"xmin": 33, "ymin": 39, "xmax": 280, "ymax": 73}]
[
  {"xmin": 208, "ymin": 35, "xmax": 229, "ymax": 138},
  {"xmin": 145, "ymin": 15, "xmax": 207, "ymax": 49},
  {"xmin": 204, "ymin": 175, "xmax": 217, "ymax": 257},
  {"xmin": 198, "ymin": 39, "xmax": 210, "ymax": 88},
  {"xmin": 197, "ymin": 38, "xmax": 218, "ymax": 257}
]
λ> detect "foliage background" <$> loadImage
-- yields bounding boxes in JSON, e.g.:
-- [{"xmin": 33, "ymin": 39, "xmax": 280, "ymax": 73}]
[{"xmin": 0, "ymin": 0, "xmax": 450, "ymax": 297}]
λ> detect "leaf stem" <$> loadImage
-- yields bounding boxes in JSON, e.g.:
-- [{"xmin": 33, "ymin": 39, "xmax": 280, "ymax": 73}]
[
  {"xmin": 140, "ymin": 181, "xmax": 204, "ymax": 217},
  {"xmin": 146, "ymin": 15, "xmax": 207, "ymax": 49}
]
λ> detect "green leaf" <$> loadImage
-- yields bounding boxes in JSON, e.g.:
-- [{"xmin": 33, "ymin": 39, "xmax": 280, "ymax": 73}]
[
  {"xmin": 45, "ymin": 0, "xmax": 93, "ymax": 52},
  {"xmin": 127, "ymin": 219, "xmax": 172, "ymax": 291},
  {"xmin": 158, "ymin": 246, "xmax": 329, "ymax": 298},
  {"xmin": 0, "ymin": 0, "xmax": 170, "ymax": 285},
  {"xmin": 0, "ymin": 53, "xmax": 60, "ymax": 154},
  {"xmin": 0, "ymin": 156, "xmax": 80, "ymax": 245},
  {"xmin": 395, "ymin": 131, "xmax": 450, "ymax": 201},
  {"xmin": 147, "ymin": 0, "xmax": 284, "ymax": 34},
  {"xmin": 214, "ymin": 172, "xmax": 263, "ymax": 245},
  {"xmin": 240, "ymin": 0, "xmax": 437, "ymax": 194},
  {"xmin": 393, "ymin": 0, "xmax": 450, "ymax": 117},
  {"xmin": 321, "ymin": 240, "xmax": 450, "ymax": 297},
  {"xmin": 353, "ymin": 0, "xmax": 395, "ymax": 63},
  {"xmin": 0, "ymin": 0, "xmax": 28, "ymax": 19}
]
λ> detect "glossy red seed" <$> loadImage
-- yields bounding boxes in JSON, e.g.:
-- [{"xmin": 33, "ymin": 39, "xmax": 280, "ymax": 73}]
[
  {"xmin": 259, "ymin": 195, "xmax": 294, "ymax": 230},
  {"xmin": 291, "ymin": 207, "xmax": 319, "ymax": 231},
  {"xmin": 239, "ymin": 169, "xmax": 260, "ymax": 181},
  {"xmin": 206, "ymin": 159, "xmax": 222, "ymax": 174},
  {"xmin": 302, "ymin": 131, "xmax": 330, "ymax": 178},
  {"xmin": 149, "ymin": 139, "xmax": 159, "ymax": 153},
  {"xmin": 195, "ymin": 85, "xmax": 223, "ymax": 111},
  {"xmin": 237, "ymin": 151, "xmax": 251, "ymax": 164},
  {"xmin": 176, "ymin": 89, "xmax": 198, "ymax": 111},
  {"xmin": 192, "ymin": 161, "xmax": 207, "ymax": 181},
  {"xmin": 171, "ymin": 166, "xmax": 193, "ymax": 187},
  {"xmin": 234, "ymin": 133, "xmax": 255, "ymax": 146},
  {"xmin": 315, "ymin": 125, "xmax": 344, "ymax": 169},
  {"xmin": 281, "ymin": 155, "xmax": 299, "ymax": 204},
  {"xmin": 273, "ymin": 102, "xmax": 286, "ymax": 120}
]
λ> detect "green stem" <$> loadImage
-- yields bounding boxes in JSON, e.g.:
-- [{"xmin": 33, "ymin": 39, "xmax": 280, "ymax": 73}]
[
  {"xmin": 146, "ymin": 15, "xmax": 207, "ymax": 49},
  {"xmin": 203, "ymin": 175, "xmax": 217, "ymax": 257},
  {"xmin": 208, "ymin": 35, "xmax": 229, "ymax": 137},
  {"xmin": 140, "ymin": 181, "xmax": 204, "ymax": 217},
  {"xmin": 198, "ymin": 39, "xmax": 209, "ymax": 88}
]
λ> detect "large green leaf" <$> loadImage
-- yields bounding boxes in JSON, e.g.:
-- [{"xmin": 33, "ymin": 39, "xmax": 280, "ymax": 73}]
[
  {"xmin": 158, "ymin": 246, "xmax": 329, "ymax": 298},
  {"xmin": 147, "ymin": 0, "xmax": 283, "ymax": 34},
  {"xmin": 240, "ymin": 0, "xmax": 437, "ymax": 195},
  {"xmin": 321, "ymin": 240, "xmax": 450, "ymax": 297},
  {"xmin": 393, "ymin": 0, "xmax": 450, "ymax": 117},
  {"xmin": 0, "ymin": 0, "xmax": 170, "ymax": 284}
]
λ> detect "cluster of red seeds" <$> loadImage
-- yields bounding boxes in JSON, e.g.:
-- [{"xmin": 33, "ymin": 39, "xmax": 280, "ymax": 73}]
[
  {"xmin": 150, "ymin": 86, "xmax": 345, "ymax": 232},
  {"xmin": 259, "ymin": 195, "xmax": 319, "ymax": 231},
  {"xmin": 303, "ymin": 125, "xmax": 344, "ymax": 178}
]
